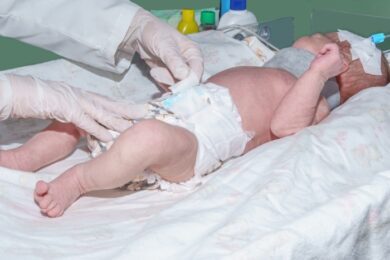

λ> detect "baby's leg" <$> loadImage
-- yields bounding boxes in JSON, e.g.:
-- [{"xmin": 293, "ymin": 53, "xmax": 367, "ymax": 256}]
[
  {"xmin": 34, "ymin": 119, "xmax": 198, "ymax": 217},
  {"xmin": 0, "ymin": 121, "xmax": 81, "ymax": 172}
]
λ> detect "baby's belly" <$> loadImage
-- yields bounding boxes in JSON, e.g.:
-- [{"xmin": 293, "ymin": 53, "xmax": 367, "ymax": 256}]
[{"xmin": 207, "ymin": 66, "xmax": 297, "ymax": 150}]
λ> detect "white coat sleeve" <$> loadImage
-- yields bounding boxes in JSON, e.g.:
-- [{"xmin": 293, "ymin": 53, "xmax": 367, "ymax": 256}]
[
  {"xmin": 0, "ymin": 74, "xmax": 12, "ymax": 121},
  {"xmin": 0, "ymin": 0, "xmax": 140, "ymax": 73}
]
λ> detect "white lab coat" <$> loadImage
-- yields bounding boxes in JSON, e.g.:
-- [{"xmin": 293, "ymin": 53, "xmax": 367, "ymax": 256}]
[{"xmin": 0, "ymin": 0, "xmax": 140, "ymax": 73}]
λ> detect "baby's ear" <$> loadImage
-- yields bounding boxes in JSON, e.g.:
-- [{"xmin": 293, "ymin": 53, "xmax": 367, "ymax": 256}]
[
  {"xmin": 338, "ymin": 41, "xmax": 352, "ymax": 63},
  {"xmin": 338, "ymin": 40, "xmax": 351, "ymax": 49},
  {"xmin": 342, "ymin": 59, "xmax": 350, "ymax": 73}
]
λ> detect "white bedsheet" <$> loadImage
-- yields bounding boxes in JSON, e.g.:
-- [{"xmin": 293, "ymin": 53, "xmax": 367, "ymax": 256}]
[
  {"xmin": 2, "ymin": 86, "xmax": 390, "ymax": 259},
  {"xmin": 1, "ymin": 32, "xmax": 390, "ymax": 259}
]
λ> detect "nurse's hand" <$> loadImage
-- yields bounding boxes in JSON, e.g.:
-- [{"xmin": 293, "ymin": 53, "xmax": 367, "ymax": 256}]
[
  {"xmin": 122, "ymin": 9, "xmax": 204, "ymax": 88},
  {"xmin": 0, "ymin": 74, "xmax": 148, "ymax": 142}
]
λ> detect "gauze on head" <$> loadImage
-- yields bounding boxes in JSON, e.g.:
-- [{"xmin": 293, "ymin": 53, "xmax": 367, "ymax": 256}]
[{"xmin": 337, "ymin": 29, "xmax": 382, "ymax": 75}]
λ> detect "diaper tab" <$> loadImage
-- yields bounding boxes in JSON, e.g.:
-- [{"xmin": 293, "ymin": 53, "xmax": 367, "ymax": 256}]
[{"xmin": 170, "ymin": 70, "xmax": 200, "ymax": 93}]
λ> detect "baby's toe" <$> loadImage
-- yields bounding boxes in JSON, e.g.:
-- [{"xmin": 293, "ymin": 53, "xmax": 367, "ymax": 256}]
[
  {"xmin": 35, "ymin": 181, "xmax": 49, "ymax": 196},
  {"xmin": 44, "ymin": 200, "xmax": 58, "ymax": 213},
  {"xmin": 36, "ymin": 193, "xmax": 54, "ymax": 211},
  {"xmin": 46, "ymin": 204, "xmax": 64, "ymax": 218}
]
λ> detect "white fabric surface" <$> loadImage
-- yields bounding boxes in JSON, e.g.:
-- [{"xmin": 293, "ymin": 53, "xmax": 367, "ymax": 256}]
[
  {"xmin": 1, "ymin": 86, "xmax": 390, "ymax": 259},
  {"xmin": 1, "ymin": 32, "xmax": 390, "ymax": 259}
]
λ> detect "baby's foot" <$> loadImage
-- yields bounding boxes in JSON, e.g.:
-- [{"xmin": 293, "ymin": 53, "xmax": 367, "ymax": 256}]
[{"xmin": 34, "ymin": 173, "xmax": 83, "ymax": 217}]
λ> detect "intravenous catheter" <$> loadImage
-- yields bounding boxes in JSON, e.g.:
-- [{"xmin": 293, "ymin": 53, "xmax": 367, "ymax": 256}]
[{"xmin": 371, "ymin": 33, "xmax": 390, "ymax": 44}]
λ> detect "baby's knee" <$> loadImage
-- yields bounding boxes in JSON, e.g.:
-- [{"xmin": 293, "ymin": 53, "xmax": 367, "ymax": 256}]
[
  {"xmin": 46, "ymin": 121, "xmax": 82, "ymax": 142},
  {"xmin": 121, "ymin": 119, "xmax": 170, "ymax": 147},
  {"xmin": 48, "ymin": 121, "xmax": 80, "ymax": 134}
]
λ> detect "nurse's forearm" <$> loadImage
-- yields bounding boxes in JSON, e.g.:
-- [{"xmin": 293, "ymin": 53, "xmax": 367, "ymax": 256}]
[{"xmin": 0, "ymin": 74, "xmax": 12, "ymax": 121}]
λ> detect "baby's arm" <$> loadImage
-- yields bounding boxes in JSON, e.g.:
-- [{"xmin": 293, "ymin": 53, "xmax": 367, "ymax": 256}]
[
  {"xmin": 271, "ymin": 43, "xmax": 347, "ymax": 137},
  {"xmin": 0, "ymin": 121, "xmax": 82, "ymax": 172}
]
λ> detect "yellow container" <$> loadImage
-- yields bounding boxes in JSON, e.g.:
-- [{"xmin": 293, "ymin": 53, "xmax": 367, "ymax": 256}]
[{"xmin": 177, "ymin": 9, "xmax": 199, "ymax": 34}]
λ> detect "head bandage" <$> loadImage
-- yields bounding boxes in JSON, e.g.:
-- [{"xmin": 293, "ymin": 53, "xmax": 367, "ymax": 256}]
[{"xmin": 337, "ymin": 29, "xmax": 382, "ymax": 76}]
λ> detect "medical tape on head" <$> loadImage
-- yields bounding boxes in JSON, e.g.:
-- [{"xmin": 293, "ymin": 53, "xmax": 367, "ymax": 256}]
[
  {"xmin": 338, "ymin": 29, "xmax": 382, "ymax": 75},
  {"xmin": 0, "ymin": 74, "xmax": 14, "ymax": 120}
]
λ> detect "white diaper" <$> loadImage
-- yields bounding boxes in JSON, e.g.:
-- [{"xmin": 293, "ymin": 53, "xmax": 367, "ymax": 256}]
[{"xmin": 90, "ymin": 83, "xmax": 252, "ymax": 192}]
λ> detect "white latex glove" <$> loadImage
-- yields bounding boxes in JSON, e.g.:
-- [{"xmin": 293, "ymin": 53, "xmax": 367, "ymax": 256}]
[
  {"xmin": 121, "ymin": 9, "xmax": 204, "ymax": 88},
  {"xmin": 0, "ymin": 74, "xmax": 148, "ymax": 142}
]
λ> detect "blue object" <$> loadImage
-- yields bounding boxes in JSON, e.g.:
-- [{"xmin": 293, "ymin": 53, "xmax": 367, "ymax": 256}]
[
  {"xmin": 162, "ymin": 95, "xmax": 178, "ymax": 109},
  {"xmin": 230, "ymin": 0, "xmax": 247, "ymax": 11},
  {"xmin": 220, "ymin": 0, "xmax": 230, "ymax": 17},
  {"xmin": 371, "ymin": 33, "xmax": 385, "ymax": 44}
]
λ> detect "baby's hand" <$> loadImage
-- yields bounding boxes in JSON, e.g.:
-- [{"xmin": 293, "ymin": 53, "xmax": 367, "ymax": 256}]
[{"xmin": 310, "ymin": 43, "xmax": 348, "ymax": 81}]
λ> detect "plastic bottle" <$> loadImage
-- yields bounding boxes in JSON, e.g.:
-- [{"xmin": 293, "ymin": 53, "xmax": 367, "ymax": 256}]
[
  {"xmin": 200, "ymin": 10, "xmax": 217, "ymax": 31},
  {"xmin": 220, "ymin": 0, "xmax": 230, "ymax": 17},
  {"xmin": 217, "ymin": 0, "xmax": 258, "ymax": 31},
  {"xmin": 177, "ymin": 9, "xmax": 199, "ymax": 35}
]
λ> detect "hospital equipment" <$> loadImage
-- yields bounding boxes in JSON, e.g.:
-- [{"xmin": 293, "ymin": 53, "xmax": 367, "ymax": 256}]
[
  {"xmin": 219, "ymin": 23, "xmax": 280, "ymax": 51},
  {"xmin": 217, "ymin": 0, "xmax": 258, "ymax": 35},
  {"xmin": 151, "ymin": 8, "xmax": 218, "ymax": 29},
  {"xmin": 200, "ymin": 10, "xmax": 217, "ymax": 31},
  {"xmin": 371, "ymin": 32, "xmax": 390, "ymax": 44},
  {"xmin": 220, "ymin": 0, "xmax": 230, "ymax": 17},
  {"xmin": 252, "ymin": 16, "xmax": 295, "ymax": 49},
  {"xmin": 177, "ymin": 9, "xmax": 199, "ymax": 34}
]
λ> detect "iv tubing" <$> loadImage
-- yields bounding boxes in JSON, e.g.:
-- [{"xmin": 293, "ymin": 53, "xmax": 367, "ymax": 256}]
[{"xmin": 218, "ymin": 23, "xmax": 280, "ymax": 51}]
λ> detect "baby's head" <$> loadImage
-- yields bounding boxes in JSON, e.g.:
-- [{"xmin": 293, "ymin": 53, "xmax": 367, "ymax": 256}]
[
  {"xmin": 325, "ymin": 32, "xmax": 390, "ymax": 102},
  {"xmin": 294, "ymin": 32, "xmax": 390, "ymax": 103}
]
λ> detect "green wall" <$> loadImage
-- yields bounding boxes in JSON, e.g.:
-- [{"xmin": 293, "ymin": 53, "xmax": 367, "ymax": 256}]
[
  {"xmin": 132, "ymin": 0, "xmax": 390, "ymax": 37},
  {"xmin": 1, "ymin": 0, "xmax": 390, "ymax": 70}
]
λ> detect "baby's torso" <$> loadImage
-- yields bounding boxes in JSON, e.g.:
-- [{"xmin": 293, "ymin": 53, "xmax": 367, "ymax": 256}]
[{"xmin": 207, "ymin": 66, "xmax": 297, "ymax": 152}]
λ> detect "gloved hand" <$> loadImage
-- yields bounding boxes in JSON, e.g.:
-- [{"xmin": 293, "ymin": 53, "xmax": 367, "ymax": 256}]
[
  {"xmin": 0, "ymin": 74, "xmax": 148, "ymax": 142},
  {"xmin": 121, "ymin": 9, "xmax": 204, "ymax": 89}
]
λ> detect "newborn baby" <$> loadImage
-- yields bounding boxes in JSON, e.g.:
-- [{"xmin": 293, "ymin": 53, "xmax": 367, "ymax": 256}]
[{"xmin": 0, "ymin": 33, "xmax": 388, "ymax": 217}]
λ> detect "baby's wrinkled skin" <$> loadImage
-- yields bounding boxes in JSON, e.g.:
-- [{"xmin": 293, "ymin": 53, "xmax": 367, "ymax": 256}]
[{"xmin": 0, "ymin": 33, "xmax": 388, "ymax": 217}]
